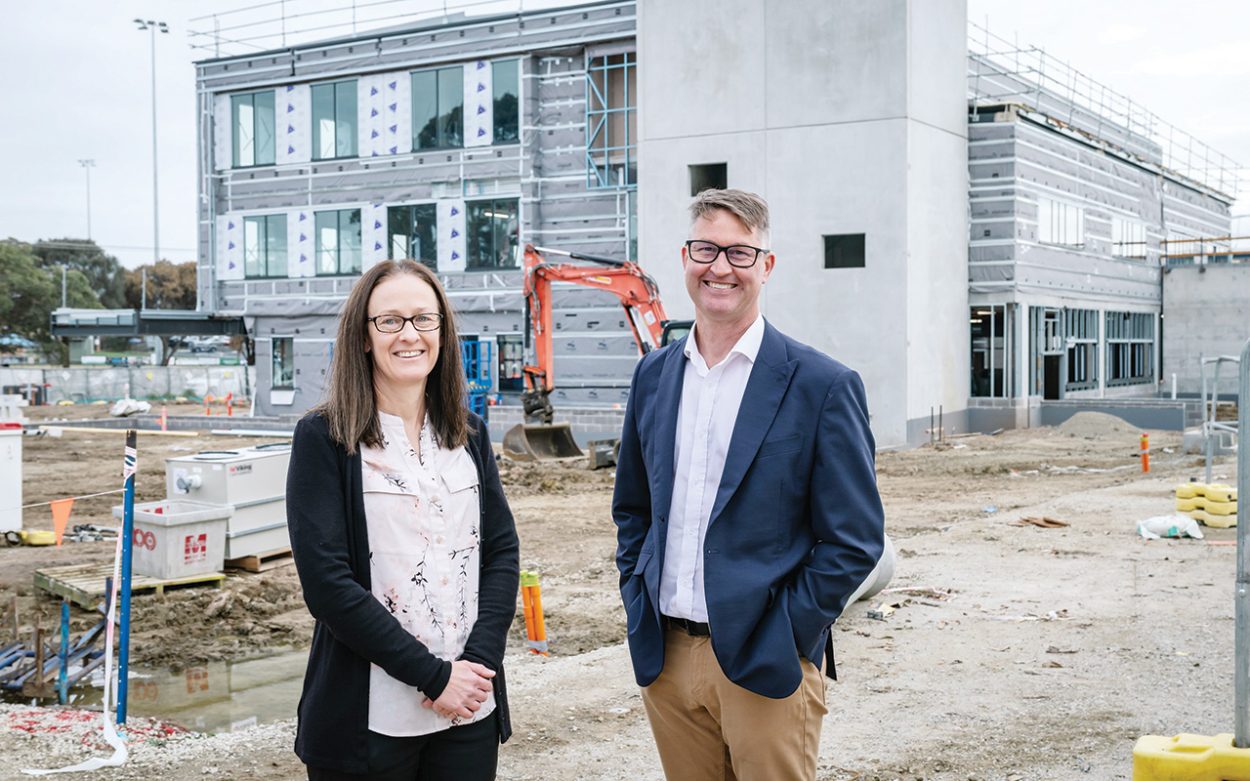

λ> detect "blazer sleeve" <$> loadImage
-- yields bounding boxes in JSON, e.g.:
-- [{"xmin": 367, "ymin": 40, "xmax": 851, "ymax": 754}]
[
  {"xmin": 287, "ymin": 416, "xmax": 452, "ymax": 699},
  {"xmin": 612, "ymin": 361, "xmax": 652, "ymax": 594},
  {"xmin": 785, "ymin": 369, "xmax": 885, "ymax": 663},
  {"xmin": 459, "ymin": 419, "xmax": 521, "ymax": 671}
]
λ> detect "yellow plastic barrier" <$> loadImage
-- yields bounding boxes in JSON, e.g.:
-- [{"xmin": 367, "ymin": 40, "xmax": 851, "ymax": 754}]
[
  {"xmin": 1133, "ymin": 733, "xmax": 1250, "ymax": 780},
  {"xmin": 1175, "ymin": 484, "xmax": 1238, "ymax": 528}
]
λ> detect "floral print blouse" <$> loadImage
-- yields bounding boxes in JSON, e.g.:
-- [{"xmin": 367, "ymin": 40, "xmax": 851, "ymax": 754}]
[{"xmin": 361, "ymin": 410, "xmax": 495, "ymax": 736}]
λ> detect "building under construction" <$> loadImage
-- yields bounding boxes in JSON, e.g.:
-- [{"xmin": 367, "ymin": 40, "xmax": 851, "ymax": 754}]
[{"xmin": 191, "ymin": 0, "xmax": 1239, "ymax": 446}]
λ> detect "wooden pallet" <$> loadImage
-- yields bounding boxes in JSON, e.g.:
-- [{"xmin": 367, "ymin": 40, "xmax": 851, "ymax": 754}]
[
  {"xmin": 225, "ymin": 547, "xmax": 294, "ymax": 573},
  {"xmin": 33, "ymin": 563, "xmax": 225, "ymax": 610}
]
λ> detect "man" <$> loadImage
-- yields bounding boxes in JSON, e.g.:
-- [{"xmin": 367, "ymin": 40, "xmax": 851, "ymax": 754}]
[{"xmin": 613, "ymin": 188, "xmax": 885, "ymax": 781}]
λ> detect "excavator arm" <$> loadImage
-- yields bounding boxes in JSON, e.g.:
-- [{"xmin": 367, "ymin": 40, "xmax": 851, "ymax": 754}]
[
  {"xmin": 520, "ymin": 244, "xmax": 669, "ymax": 422},
  {"xmin": 502, "ymin": 244, "xmax": 675, "ymax": 462}
]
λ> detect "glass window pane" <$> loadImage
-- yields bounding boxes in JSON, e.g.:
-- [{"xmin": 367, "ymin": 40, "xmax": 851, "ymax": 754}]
[
  {"xmin": 234, "ymin": 95, "xmax": 255, "ymax": 167},
  {"xmin": 492, "ymin": 60, "xmax": 519, "ymax": 144},
  {"xmin": 414, "ymin": 204, "xmax": 437, "ymax": 268},
  {"xmin": 266, "ymin": 214, "xmax": 287, "ymax": 277},
  {"xmin": 244, "ymin": 216, "xmax": 262, "ymax": 276},
  {"xmin": 312, "ymin": 85, "xmax": 335, "ymax": 160},
  {"xmin": 254, "ymin": 90, "xmax": 275, "ymax": 165},
  {"xmin": 412, "ymin": 71, "xmax": 438, "ymax": 150},
  {"xmin": 335, "ymin": 81, "xmax": 357, "ymax": 158},
  {"xmin": 316, "ymin": 211, "xmax": 338, "ymax": 274},
  {"xmin": 388, "ymin": 206, "xmax": 412, "ymax": 260},
  {"xmin": 438, "ymin": 66, "xmax": 463, "ymax": 148},
  {"xmin": 272, "ymin": 337, "xmax": 294, "ymax": 388},
  {"xmin": 340, "ymin": 209, "xmax": 362, "ymax": 274}
]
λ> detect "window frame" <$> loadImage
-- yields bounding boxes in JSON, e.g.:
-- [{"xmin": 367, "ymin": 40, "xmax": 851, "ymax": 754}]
[
  {"xmin": 243, "ymin": 214, "xmax": 287, "ymax": 279},
  {"xmin": 231, "ymin": 90, "xmax": 276, "ymax": 168},
  {"xmin": 1037, "ymin": 197, "xmax": 1086, "ymax": 247},
  {"xmin": 311, "ymin": 80, "xmax": 358, "ymax": 161},
  {"xmin": 411, "ymin": 65, "xmax": 464, "ymax": 151},
  {"xmin": 314, "ymin": 208, "xmax": 363, "ymax": 277},
  {"xmin": 465, "ymin": 198, "xmax": 520, "ymax": 271},
  {"xmin": 386, "ymin": 203, "xmax": 439, "ymax": 269},
  {"xmin": 271, "ymin": 336, "xmax": 295, "ymax": 390}
]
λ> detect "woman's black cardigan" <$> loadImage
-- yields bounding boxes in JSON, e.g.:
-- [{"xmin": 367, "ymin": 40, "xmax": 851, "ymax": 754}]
[{"xmin": 286, "ymin": 411, "xmax": 520, "ymax": 774}]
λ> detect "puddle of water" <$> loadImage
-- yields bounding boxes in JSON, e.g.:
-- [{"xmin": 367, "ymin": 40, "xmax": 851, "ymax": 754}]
[{"xmin": 4, "ymin": 650, "xmax": 307, "ymax": 734}]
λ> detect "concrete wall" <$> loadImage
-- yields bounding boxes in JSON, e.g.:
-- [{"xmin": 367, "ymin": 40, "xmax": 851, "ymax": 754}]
[
  {"xmin": 1163, "ymin": 264, "xmax": 1250, "ymax": 397},
  {"xmin": 637, "ymin": 0, "xmax": 967, "ymax": 448}
]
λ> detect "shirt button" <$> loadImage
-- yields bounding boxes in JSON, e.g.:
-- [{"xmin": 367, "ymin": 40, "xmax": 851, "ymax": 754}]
[{"xmin": 436, "ymin": 535, "xmax": 445, "ymax": 544}]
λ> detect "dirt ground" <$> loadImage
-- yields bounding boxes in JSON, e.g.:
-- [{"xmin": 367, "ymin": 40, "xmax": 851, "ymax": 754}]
[{"xmin": 0, "ymin": 405, "xmax": 1242, "ymax": 780}]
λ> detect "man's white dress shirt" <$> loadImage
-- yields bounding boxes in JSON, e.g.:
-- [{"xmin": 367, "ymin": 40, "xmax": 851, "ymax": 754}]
[{"xmin": 659, "ymin": 315, "xmax": 765, "ymax": 623}]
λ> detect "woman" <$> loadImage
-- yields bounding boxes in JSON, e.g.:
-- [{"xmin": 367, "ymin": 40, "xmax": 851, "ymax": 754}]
[{"xmin": 287, "ymin": 259, "xmax": 519, "ymax": 780}]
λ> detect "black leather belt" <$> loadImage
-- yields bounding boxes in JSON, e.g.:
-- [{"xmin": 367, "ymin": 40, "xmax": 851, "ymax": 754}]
[{"xmin": 662, "ymin": 614, "xmax": 710, "ymax": 637}]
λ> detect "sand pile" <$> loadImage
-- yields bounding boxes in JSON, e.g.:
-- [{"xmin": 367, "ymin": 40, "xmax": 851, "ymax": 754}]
[{"xmin": 1056, "ymin": 411, "xmax": 1139, "ymax": 438}]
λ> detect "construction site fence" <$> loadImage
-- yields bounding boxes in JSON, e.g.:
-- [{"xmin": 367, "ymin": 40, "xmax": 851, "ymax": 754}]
[{"xmin": 0, "ymin": 366, "xmax": 252, "ymax": 405}]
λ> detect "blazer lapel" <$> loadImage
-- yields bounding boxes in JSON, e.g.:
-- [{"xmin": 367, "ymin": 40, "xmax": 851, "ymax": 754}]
[
  {"xmin": 650, "ymin": 338, "xmax": 687, "ymax": 524},
  {"xmin": 709, "ymin": 324, "xmax": 796, "ymax": 525}
]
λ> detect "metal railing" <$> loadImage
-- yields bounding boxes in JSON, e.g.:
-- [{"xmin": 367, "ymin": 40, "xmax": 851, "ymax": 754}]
[{"xmin": 968, "ymin": 21, "xmax": 1241, "ymax": 199}]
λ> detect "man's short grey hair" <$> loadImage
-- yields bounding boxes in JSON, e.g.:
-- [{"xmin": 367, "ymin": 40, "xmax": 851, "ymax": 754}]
[{"xmin": 689, "ymin": 188, "xmax": 770, "ymax": 239}]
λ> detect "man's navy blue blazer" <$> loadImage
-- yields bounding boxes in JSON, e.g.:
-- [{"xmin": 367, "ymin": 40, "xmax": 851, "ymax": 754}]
[{"xmin": 613, "ymin": 320, "xmax": 886, "ymax": 699}]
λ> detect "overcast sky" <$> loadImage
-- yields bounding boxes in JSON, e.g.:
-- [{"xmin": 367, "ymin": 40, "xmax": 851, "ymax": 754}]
[{"xmin": 0, "ymin": 0, "xmax": 1245, "ymax": 270}]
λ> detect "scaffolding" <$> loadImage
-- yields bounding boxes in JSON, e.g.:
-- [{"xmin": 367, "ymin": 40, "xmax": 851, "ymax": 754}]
[{"xmin": 967, "ymin": 20, "xmax": 1241, "ymax": 200}]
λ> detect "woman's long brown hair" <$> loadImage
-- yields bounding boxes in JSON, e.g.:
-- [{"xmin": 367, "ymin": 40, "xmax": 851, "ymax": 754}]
[{"xmin": 313, "ymin": 260, "xmax": 469, "ymax": 454}]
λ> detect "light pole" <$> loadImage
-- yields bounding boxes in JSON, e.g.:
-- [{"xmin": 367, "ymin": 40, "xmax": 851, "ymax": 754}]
[
  {"xmin": 134, "ymin": 19, "xmax": 168, "ymax": 266},
  {"xmin": 77, "ymin": 159, "xmax": 94, "ymax": 240}
]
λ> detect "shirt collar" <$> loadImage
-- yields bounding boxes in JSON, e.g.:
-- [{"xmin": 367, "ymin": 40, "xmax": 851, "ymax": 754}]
[{"xmin": 684, "ymin": 315, "xmax": 766, "ymax": 369}]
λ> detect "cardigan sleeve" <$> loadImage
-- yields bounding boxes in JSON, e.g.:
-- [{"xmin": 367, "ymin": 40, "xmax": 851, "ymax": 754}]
[
  {"xmin": 287, "ymin": 415, "xmax": 452, "ymax": 699},
  {"xmin": 459, "ymin": 416, "xmax": 521, "ymax": 671}
]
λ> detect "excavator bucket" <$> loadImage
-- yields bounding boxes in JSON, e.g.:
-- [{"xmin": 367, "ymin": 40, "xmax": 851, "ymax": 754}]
[{"xmin": 502, "ymin": 422, "xmax": 584, "ymax": 461}]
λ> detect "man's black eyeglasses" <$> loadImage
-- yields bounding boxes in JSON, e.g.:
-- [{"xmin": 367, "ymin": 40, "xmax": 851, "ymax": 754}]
[
  {"xmin": 685, "ymin": 240, "xmax": 769, "ymax": 268},
  {"xmin": 368, "ymin": 313, "xmax": 444, "ymax": 333}
]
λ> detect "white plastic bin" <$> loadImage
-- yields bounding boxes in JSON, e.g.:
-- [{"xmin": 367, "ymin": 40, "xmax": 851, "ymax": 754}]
[
  {"xmin": 0, "ymin": 422, "xmax": 21, "ymax": 533},
  {"xmin": 112, "ymin": 500, "xmax": 230, "ymax": 579}
]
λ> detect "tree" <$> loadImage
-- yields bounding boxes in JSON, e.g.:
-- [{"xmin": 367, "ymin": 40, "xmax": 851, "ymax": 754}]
[
  {"xmin": 0, "ymin": 241, "xmax": 99, "ymax": 359},
  {"xmin": 31, "ymin": 238, "xmax": 128, "ymax": 308},
  {"xmin": 124, "ymin": 260, "xmax": 198, "ymax": 310}
]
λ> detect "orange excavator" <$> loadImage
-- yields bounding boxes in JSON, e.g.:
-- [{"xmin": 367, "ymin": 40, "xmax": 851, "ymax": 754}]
[{"xmin": 501, "ymin": 244, "xmax": 689, "ymax": 461}]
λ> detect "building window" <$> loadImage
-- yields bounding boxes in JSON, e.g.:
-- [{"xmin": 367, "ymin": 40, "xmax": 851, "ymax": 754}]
[
  {"xmin": 312, "ymin": 80, "xmax": 358, "ymax": 160},
  {"xmin": 970, "ymin": 305, "xmax": 1014, "ymax": 398},
  {"xmin": 1064, "ymin": 308, "xmax": 1098, "ymax": 392},
  {"xmin": 315, "ymin": 209, "xmax": 362, "ymax": 276},
  {"xmin": 412, "ymin": 67, "xmax": 463, "ymax": 150},
  {"xmin": 387, "ymin": 204, "xmax": 438, "ymax": 268},
  {"xmin": 232, "ymin": 91, "xmax": 275, "ymax": 167},
  {"xmin": 1106, "ymin": 311, "xmax": 1154, "ymax": 386},
  {"xmin": 493, "ymin": 59, "xmax": 520, "ymax": 144},
  {"xmin": 497, "ymin": 333, "xmax": 524, "ymax": 392},
  {"xmin": 466, "ymin": 198, "xmax": 519, "ymax": 270},
  {"xmin": 243, "ymin": 214, "xmax": 287, "ymax": 278},
  {"xmin": 1112, "ymin": 217, "xmax": 1147, "ymax": 259},
  {"xmin": 586, "ymin": 52, "xmax": 636, "ymax": 188},
  {"xmin": 689, "ymin": 163, "xmax": 726, "ymax": 196},
  {"xmin": 1037, "ymin": 197, "xmax": 1085, "ymax": 246},
  {"xmin": 823, "ymin": 234, "xmax": 866, "ymax": 269},
  {"xmin": 272, "ymin": 337, "xmax": 295, "ymax": 389}
]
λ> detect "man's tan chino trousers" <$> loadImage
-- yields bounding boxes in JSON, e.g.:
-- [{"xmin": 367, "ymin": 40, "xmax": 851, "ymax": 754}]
[{"xmin": 640, "ymin": 628, "xmax": 828, "ymax": 781}]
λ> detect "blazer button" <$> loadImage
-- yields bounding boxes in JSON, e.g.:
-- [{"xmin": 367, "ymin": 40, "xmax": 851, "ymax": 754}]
[{"xmin": 658, "ymin": 515, "xmax": 666, "ymax": 524}]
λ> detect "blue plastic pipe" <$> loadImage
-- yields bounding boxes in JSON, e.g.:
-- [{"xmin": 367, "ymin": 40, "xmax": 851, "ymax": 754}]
[
  {"xmin": 58, "ymin": 601, "xmax": 68, "ymax": 705},
  {"xmin": 117, "ymin": 430, "xmax": 137, "ymax": 724}
]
